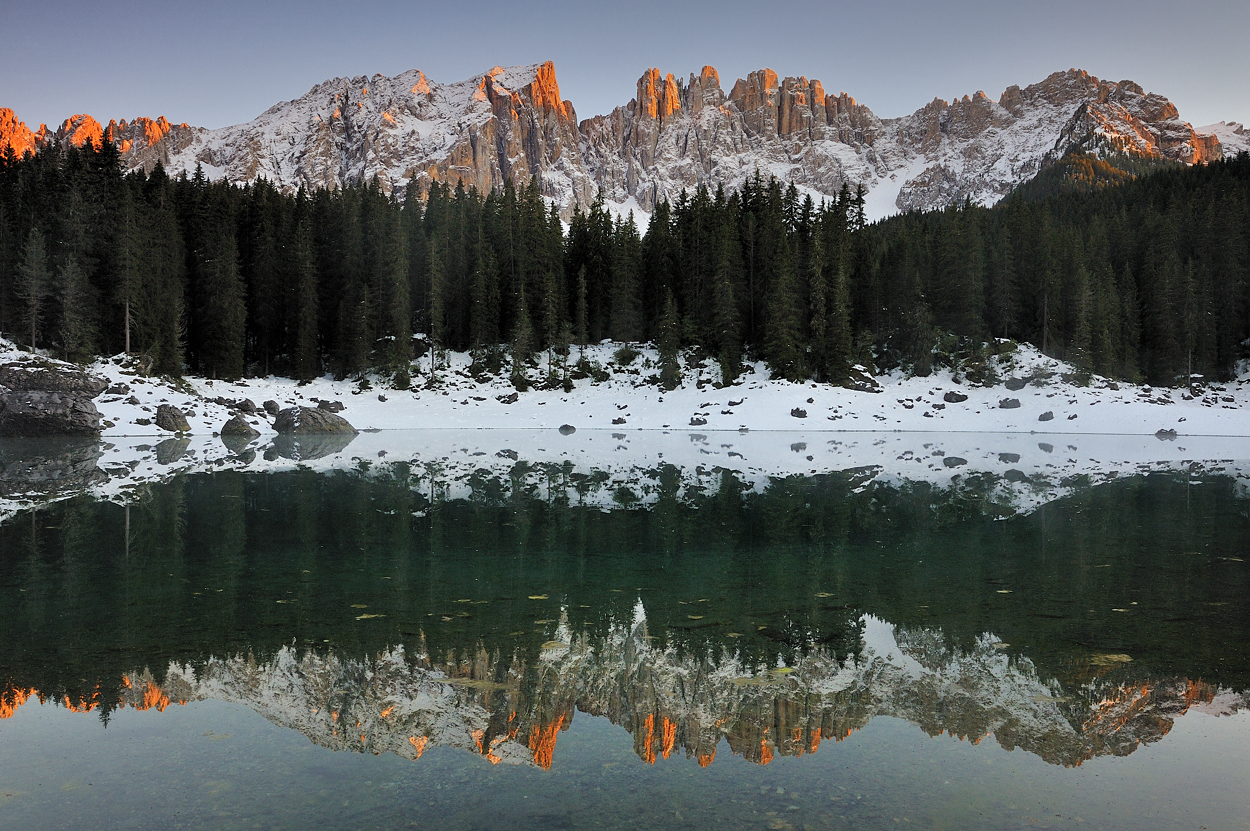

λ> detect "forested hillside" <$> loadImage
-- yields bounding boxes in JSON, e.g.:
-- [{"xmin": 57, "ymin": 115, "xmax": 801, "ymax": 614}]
[{"xmin": 1, "ymin": 141, "xmax": 1247, "ymax": 388}]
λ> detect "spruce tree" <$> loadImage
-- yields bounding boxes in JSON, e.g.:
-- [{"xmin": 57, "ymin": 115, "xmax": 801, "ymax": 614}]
[
  {"xmin": 292, "ymin": 217, "xmax": 320, "ymax": 382},
  {"xmin": 15, "ymin": 228, "xmax": 50, "ymax": 350},
  {"xmin": 195, "ymin": 216, "xmax": 247, "ymax": 380},
  {"xmin": 56, "ymin": 254, "xmax": 94, "ymax": 362},
  {"xmin": 763, "ymin": 235, "xmax": 804, "ymax": 381},
  {"xmin": 114, "ymin": 187, "xmax": 140, "ymax": 354},
  {"xmin": 510, "ymin": 284, "xmax": 533, "ymax": 391},
  {"xmin": 657, "ymin": 288, "xmax": 681, "ymax": 390}
]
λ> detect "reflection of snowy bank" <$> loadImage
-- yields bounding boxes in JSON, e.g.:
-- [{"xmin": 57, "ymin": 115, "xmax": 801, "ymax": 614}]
[
  {"xmin": 4, "ymin": 424, "xmax": 1250, "ymax": 524},
  {"xmin": 12, "ymin": 609, "xmax": 1243, "ymax": 771}
]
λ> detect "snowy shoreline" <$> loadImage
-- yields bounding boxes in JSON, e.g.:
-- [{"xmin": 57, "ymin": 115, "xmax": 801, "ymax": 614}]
[
  {"xmin": 3, "ymin": 338, "xmax": 1250, "ymax": 521},
  {"xmin": 80, "ymin": 340, "xmax": 1250, "ymax": 440}
]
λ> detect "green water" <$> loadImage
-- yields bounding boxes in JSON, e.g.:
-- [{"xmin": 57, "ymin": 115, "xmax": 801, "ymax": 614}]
[{"xmin": 2, "ymin": 457, "xmax": 1249, "ymax": 829}]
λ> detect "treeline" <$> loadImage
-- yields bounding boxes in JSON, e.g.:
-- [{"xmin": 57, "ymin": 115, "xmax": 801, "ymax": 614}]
[
  {"xmin": 1, "ymin": 140, "xmax": 1248, "ymax": 387},
  {"xmin": 861, "ymin": 151, "xmax": 1250, "ymax": 384}
]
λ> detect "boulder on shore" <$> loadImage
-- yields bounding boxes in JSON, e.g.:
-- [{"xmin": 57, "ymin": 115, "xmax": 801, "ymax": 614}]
[
  {"xmin": 0, "ymin": 390, "xmax": 102, "ymax": 437},
  {"xmin": 221, "ymin": 414, "xmax": 261, "ymax": 439},
  {"xmin": 273, "ymin": 406, "xmax": 357, "ymax": 435},
  {"xmin": 0, "ymin": 360, "xmax": 107, "ymax": 437},
  {"xmin": 0, "ymin": 362, "xmax": 108, "ymax": 397},
  {"xmin": 155, "ymin": 404, "xmax": 191, "ymax": 433}
]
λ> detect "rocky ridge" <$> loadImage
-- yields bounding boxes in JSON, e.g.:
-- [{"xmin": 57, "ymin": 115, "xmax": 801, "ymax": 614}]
[{"xmin": 2, "ymin": 65, "xmax": 1237, "ymax": 219}]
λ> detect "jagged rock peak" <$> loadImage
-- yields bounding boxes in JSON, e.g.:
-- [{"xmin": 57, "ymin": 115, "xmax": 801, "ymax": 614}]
[
  {"xmin": 0, "ymin": 108, "xmax": 41, "ymax": 159},
  {"xmin": 0, "ymin": 63, "xmax": 1235, "ymax": 220}
]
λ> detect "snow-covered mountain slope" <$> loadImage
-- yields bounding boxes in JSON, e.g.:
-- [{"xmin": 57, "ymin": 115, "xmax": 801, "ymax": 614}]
[
  {"xmin": 1201, "ymin": 121, "xmax": 1250, "ymax": 157},
  {"xmin": 4, "ymin": 65, "xmax": 1234, "ymax": 220}
]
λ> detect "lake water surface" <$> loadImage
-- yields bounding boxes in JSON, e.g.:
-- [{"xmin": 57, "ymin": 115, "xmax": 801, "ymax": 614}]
[{"xmin": 2, "ymin": 435, "xmax": 1249, "ymax": 830}]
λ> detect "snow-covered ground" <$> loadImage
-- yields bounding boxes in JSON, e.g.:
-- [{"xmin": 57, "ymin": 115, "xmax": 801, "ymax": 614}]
[
  {"xmin": 2, "ymin": 337, "xmax": 1249, "ymax": 521},
  {"xmin": 84, "ymin": 339, "xmax": 1250, "ymax": 438}
]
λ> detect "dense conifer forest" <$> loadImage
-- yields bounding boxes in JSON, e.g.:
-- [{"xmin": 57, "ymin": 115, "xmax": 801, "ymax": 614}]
[{"xmin": 1, "ymin": 141, "xmax": 1247, "ymax": 388}]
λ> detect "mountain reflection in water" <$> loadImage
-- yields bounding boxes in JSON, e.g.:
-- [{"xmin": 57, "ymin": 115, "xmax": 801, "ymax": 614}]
[{"xmin": 2, "ymin": 462, "xmax": 1248, "ymax": 774}]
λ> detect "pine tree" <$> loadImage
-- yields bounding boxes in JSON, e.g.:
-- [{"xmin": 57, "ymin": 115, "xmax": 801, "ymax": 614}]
[
  {"xmin": 15, "ymin": 228, "xmax": 50, "ymax": 350},
  {"xmin": 56, "ymin": 254, "xmax": 94, "ymax": 362},
  {"xmin": 292, "ymin": 217, "xmax": 320, "ymax": 382},
  {"xmin": 712, "ymin": 229, "xmax": 742, "ymax": 383},
  {"xmin": 510, "ymin": 284, "xmax": 533, "ymax": 391},
  {"xmin": 114, "ymin": 186, "xmax": 140, "ymax": 354},
  {"xmin": 574, "ymin": 265, "xmax": 589, "ymax": 346},
  {"xmin": 657, "ymin": 288, "xmax": 681, "ymax": 390},
  {"xmin": 195, "ymin": 214, "xmax": 247, "ymax": 380},
  {"xmin": 763, "ymin": 235, "xmax": 804, "ymax": 381}
]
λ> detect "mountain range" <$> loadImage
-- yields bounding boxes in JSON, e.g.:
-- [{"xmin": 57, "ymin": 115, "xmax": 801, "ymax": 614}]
[{"xmin": 3, "ymin": 62, "xmax": 1248, "ymax": 220}]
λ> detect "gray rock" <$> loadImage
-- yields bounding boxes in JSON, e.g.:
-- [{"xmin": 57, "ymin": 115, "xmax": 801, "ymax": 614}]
[
  {"xmin": 790, "ymin": 407, "xmax": 808, "ymax": 418},
  {"xmin": 316, "ymin": 400, "xmax": 345, "ymax": 413},
  {"xmin": 558, "ymin": 424, "xmax": 577, "ymax": 435},
  {"xmin": 1038, "ymin": 411, "xmax": 1054, "ymax": 422},
  {"xmin": 105, "ymin": 383, "xmax": 131, "ymax": 396},
  {"xmin": 689, "ymin": 417, "xmax": 707, "ymax": 426},
  {"xmin": 943, "ymin": 456, "xmax": 968, "ymax": 468},
  {"xmin": 155, "ymin": 404, "xmax": 191, "ymax": 433},
  {"xmin": 0, "ymin": 360, "xmax": 108, "ymax": 437},
  {"xmin": 263, "ymin": 400, "xmax": 280, "ymax": 416},
  {"xmin": 273, "ymin": 406, "xmax": 357, "ymax": 435},
  {"xmin": 943, "ymin": 391, "xmax": 968, "ymax": 403},
  {"xmin": 999, "ymin": 398, "xmax": 1021, "ymax": 409},
  {"xmin": 221, "ymin": 414, "xmax": 260, "ymax": 438},
  {"xmin": 235, "ymin": 398, "xmax": 257, "ymax": 414},
  {"xmin": 1004, "ymin": 377, "xmax": 1028, "ymax": 391},
  {"xmin": 998, "ymin": 452, "xmax": 1021, "ymax": 464},
  {"xmin": 0, "ymin": 390, "xmax": 102, "ymax": 436},
  {"xmin": 0, "ymin": 362, "xmax": 108, "ymax": 397}
]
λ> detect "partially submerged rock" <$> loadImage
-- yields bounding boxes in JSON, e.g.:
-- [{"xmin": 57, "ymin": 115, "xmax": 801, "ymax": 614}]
[
  {"xmin": 273, "ymin": 406, "xmax": 357, "ymax": 435},
  {"xmin": 220, "ymin": 414, "xmax": 261, "ymax": 454},
  {"xmin": 0, "ymin": 390, "xmax": 102, "ymax": 437},
  {"xmin": 155, "ymin": 404, "xmax": 190, "ymax": 433},
  {"xmin": 221, "ymin": 414, "xmax": 260, "ymax": 437}
]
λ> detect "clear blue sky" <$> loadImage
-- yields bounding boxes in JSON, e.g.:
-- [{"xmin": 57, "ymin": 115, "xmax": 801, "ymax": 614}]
[{"xmin": 3, "ymin": 0, "xmax": 1246, "ymax": 130}]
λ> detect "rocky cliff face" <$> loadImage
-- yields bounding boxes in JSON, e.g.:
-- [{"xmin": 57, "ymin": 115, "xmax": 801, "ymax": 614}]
[{"xmin": 1, "ymin": 65, "xmax": 1235, "ymax": 219}]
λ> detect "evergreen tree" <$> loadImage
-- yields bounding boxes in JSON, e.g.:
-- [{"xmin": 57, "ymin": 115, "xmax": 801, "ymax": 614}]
[
  {"xmin": 292, "ymin": 217, "xmax": 320, "ymax": 382},
  {"xmin": 657, "ymin": 288, "xmax": 681, "ymax": 391},
  {"xmin": 510, "ymin": 284, "xmax": 533, "ymax": 391},
  {"xmin": 194, "ymin": 218, "xmax": 247, "ymax": 380},
  {"xmin": 55, "ymin": 254, "xmax": 94, "ymax": 362},
  {"xmin": 14, "ymin": 228, "xmax": 50, "ymax": 350},
  {"xmin": 114, "ymin": 187, "xmax": 140, "ymax": 354},
  {"xmin": 763, "ymin": 235, "xmax": 804, "ymax": 381}
]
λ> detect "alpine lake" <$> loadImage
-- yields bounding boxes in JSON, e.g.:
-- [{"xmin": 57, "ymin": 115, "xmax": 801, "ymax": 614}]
[{"xmin": 2, "ymin": 429, "xmax": 1249, "ymax": 831}]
